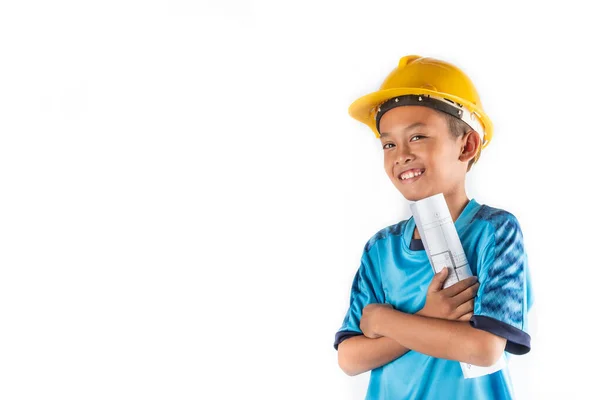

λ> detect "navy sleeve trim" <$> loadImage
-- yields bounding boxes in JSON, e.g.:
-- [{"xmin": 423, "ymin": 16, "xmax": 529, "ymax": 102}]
[
  {"xmin": 470, "ymin": 315, "xmax": 531, "ymax": 355},
  {"xmin": 333, "ymin": 330, "xmax": 363, "ymax": 351}
]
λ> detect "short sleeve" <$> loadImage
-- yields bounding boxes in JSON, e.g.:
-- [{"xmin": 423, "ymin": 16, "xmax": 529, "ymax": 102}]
[
  {"xmin": 470, "ymin": 214, "xmax": 534, "ymax": 355},
  {"xmin": 333, "ymin": 248, "xmax": 385, "ymax": 351}
]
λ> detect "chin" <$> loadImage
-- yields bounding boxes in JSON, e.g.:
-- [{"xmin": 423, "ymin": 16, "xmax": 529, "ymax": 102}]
[
  {"xmin": 398, "ymin": 189, "xmax": 435, "ymax": 202},
  {"xmin": 403, "ymin": 193, "xmax": 427, "ymax": 202}
]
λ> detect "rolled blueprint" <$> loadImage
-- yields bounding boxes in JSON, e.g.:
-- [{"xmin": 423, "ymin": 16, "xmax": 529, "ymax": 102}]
[
  {"xmin": 409, "ymin": 193, "xmax": 473, "ymax": 289},
  {"xmin": 409, "ymin": 193, "xmax": 506, "ymax": 379}
]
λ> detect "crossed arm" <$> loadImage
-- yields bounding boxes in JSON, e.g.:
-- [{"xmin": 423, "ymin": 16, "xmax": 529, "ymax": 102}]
[
  {"xmin": 337, "ymin": 335, "xmax": 411, "ymax": 377},
  {"xmin": 337, "ymin": 268, "xmax": 507, "ymax": 376}
]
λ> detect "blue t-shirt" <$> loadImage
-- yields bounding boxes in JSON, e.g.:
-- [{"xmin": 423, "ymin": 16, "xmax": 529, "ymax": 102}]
[{"xmin": 334, "ymin": 198, "xmax": 534, "ymax": 400}]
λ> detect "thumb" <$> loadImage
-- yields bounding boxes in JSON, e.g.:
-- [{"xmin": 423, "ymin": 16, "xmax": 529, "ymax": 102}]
[{"xmin": 428, "ymin": 267, "xmax": 448, "ymax": 293}]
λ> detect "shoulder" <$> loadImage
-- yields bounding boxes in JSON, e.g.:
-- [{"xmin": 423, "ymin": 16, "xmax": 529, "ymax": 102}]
[
  {"xmin": 471, "ymin": 203, "xmax": 523, "ymax": 235},
  {"xmin": 471, "ymin": 203, "xmax": 526, "ymax": 255},
  {"xmin": 364, "ymin": 218, "xmax": 409, "ymax": 253}
]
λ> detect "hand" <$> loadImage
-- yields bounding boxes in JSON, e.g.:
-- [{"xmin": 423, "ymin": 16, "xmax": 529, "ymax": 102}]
[
  {"xmin": 360, "ymin": 303, "xmax": 394, "ymax": 339},
  {"xmin": 417, "ymin": 267, "xmax": 479, "ymax": 321}
]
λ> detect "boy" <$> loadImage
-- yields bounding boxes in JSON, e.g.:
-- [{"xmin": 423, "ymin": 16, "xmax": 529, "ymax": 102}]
[{"xmin": 334, "ymin": 55, "xmax": 533, "ymax": 399}]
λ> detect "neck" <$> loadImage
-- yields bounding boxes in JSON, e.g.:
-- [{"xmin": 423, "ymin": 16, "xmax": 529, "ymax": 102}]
[{"xmin": 444, "ymin": 190, "xmax": 470, "ymax": 224}]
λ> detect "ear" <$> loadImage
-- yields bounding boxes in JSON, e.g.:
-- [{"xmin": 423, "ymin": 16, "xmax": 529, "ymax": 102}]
[{"xmin": 458, "ymin": 130, "xmax": 481, "ymax": 163}]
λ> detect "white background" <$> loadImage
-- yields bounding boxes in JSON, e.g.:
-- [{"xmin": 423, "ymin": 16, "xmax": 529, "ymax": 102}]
[{"xmin": 0, "ymin": 1, "xmax": 598, "ymax": 399}]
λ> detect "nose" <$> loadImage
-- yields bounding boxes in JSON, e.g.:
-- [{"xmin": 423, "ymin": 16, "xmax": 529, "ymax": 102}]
[{"xmin": 395, "ymin": 148, "xmax": 414, "ymax": 165}]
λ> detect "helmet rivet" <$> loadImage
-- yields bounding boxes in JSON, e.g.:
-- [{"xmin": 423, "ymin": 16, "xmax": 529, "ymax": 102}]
[
  {"xmin": 395, "ymin": 98, "xmax": 399, "ymax": 102},
  {"xmin": 378, "ymin": 107, "xmax": 381, "ymax": 112},
  {"xmin": 418, "ymin": 96, "xmax": 422, "ymax": 101}
]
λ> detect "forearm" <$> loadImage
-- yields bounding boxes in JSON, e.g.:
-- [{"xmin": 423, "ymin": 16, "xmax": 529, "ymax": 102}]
[
  {"xmin": 337, "ymin": 335, "xmax": 410, "ymax": 376},
  {"xmin": 377, "ymin": 309, "xmax": 505, "ymax": 367}
]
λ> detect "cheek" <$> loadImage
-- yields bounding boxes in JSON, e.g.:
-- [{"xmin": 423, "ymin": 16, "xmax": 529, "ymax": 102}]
[
  {"xmin": 383, "ymin": 157, "xmax": 394, "ymax": 176},
  {"xmin": 386, "ymin": 166, "xmax": 396, "ymax": 181},
  {"xmin": 425, "ymin": 161, "xmax": 449, "ymax": 183},
  {"xmin": 429, "ymin": 155, "xmax": 458, "ymax": 181}
]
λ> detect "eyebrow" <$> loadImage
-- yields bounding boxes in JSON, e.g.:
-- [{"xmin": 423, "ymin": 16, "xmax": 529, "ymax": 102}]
[{"xmin": 379, "ymin": 122, "xmax": 427, "ymax": 138}]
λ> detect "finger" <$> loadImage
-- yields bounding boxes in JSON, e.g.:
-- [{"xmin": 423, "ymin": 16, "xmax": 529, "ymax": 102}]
[
  {"xmin": 454, "ymin": 299, "xmax": 475, "ymax": 318},
  {"xmin": 427, "ymin": 267, "xmax": 449, "ymax": 293},
  {"xmin": 443, "ymin": 276, "xmax": 478, "ymax": 297},
  {"xmin": 452, "ymin": 282, "xmax": 480, "ymax": 305},
  {"xmin": 458, "ymin": 312, "xmax": 473, "ymax": 322}
]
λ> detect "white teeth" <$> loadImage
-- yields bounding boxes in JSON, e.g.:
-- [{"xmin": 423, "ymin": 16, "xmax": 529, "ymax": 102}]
[{"xmin": 401, "ymin": 170, "xmax": 423, "ymax": 180}]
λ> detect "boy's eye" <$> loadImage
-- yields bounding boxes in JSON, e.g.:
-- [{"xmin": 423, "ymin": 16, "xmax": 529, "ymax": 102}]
[{"xmin": 383, "ymin": 136, "xmax": 425, "ymax": 149}]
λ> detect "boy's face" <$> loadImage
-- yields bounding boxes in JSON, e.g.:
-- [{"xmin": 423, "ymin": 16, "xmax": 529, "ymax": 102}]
[{"xmin": 378, "ymin": 106, "xmax": 472, "ymax": 202}]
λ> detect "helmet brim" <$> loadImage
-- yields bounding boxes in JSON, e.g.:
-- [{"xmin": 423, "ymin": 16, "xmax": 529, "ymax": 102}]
[{"xmin": 348, "ymin": 87, "xmax": 493, "ymax": 149}]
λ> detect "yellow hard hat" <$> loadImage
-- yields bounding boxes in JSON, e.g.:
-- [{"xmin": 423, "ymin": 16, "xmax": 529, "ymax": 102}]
[{"xmin": 348, "ymin": 55, "xmax": 493, "ymax": 149}]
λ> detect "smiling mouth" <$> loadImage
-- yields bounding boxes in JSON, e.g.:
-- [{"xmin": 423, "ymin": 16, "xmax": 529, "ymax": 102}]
[{"xmin": 398, "ymin": 168, "xmax": 425, "ymax": 183}]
